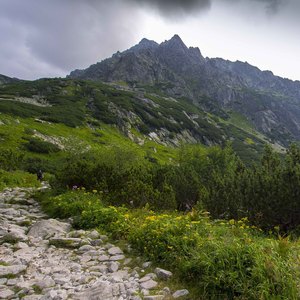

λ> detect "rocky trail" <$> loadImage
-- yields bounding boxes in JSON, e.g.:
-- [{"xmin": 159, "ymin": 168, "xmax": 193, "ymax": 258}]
[{"xmin": 0, "ymin": 184, "xmax": 189, "ymax": 300}]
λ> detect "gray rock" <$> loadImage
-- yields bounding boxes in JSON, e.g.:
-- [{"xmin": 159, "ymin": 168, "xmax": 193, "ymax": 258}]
[
  {"xmin": 109, "ymin": 270, "xmax": 129, "ymax": 282},
  {"xmin": 34, "ymin": 276, "xmax": 55, "ymax": 289},
  {"xmin": 110, "ymin": 254, "xmax": 125, "ymax": 261},
  {"xmin": 7, "ymin": 278, "xmax": 17, "ymax": 285},
  {"xmin": 155, "ymin": 267, "xmax": 173, "ymax": 280},
  {"xmin": 73, "ymin": 280, "xmax": 121, "ymax": 299},
  {"xmin": 108, "ymin": 262, "xmax": 119, "ymax": 273},
  {"xmin": 89, "ymin": 265, "xmax": 108, "ymax": 273},
  {"xmin": 0, "ymin": 288, "xmax": 14, "ymax": 299},
  {"xmin": 172, "ymin": 289, "xmax": 189, "ymax": 298},
  {"xmin": 91, "ymin": 239, "xmax": 103, "ymax": 246},
  {"xmin": 85, "ymin": 250, "xmax": 99, "ymax": 257},
  {"xmin": 99, "ymin": 255, "xmax": 110, "ymax": 261},
  {"xmin": 0, "ymin": 264, "xmax": 27, "ymax": 276},
  {"xmin": 78, "ymin": 244, "xmax": 94, "ymax": 252},
  {"xmin": 108, "ymin": 246, "xmax": 123, "ymax": 255},
  {"xmin": 140, "ymin": 279, "xmax": 158, "ymax": 290},
  {"xmin": 144, "ymin": 296, "xmax": 165, "ymax": 300},
  {"xmin": 139, "ymin": 273, "xmax": 157, "ymax": 282},
  {"xmin": 28, "ymin": 219, "xmax": 71, "ymax": 239},
  {"xmin": 87, "ymin": 230, "xmax": 100, "ymax": 239}
]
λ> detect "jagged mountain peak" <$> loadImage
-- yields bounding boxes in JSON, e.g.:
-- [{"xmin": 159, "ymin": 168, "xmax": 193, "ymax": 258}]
[
  {"xmin": 161, "ymin": 34, "xmax": 187, "ymax": 50},
  {"xmin": 130, "ymin": 38, "xmax": 159, "ymax": 52},
  {"xmin": 139, "ymin": 38, "xmax": 158, "ymax": 47}
]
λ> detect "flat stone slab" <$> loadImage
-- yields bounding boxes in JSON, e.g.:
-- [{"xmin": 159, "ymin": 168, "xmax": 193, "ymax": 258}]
[
  {"xmin": 28, "ymin": 219, "xmax": 71, "ymax": 239},
  {"xmin": 0, "ymin": 288, "xmax": 15, "ymax": 299},
  {"xmin": 108, "ymin": 246, "xmax": 123, "ymax": 255},
  {"xmin": 0, "ymin": 265, "xmax": 27, "ymax": 277},
  {"xmin": 110, "ymin": 255, "xmax": 125, "ymax": 261},
  {"xmin": 140, "ymin": 279, "xmax": 158, "ymax": 290},
  {"xmin": 173, "ymin": 289, "xmax": 190, "ymax": 298}
]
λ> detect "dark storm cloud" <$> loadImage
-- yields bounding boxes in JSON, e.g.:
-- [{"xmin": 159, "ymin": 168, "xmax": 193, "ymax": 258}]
[
  {"xmin": 128, "ymin": 0, "xmax": 211, "ymax": 17},
  {"xmin": 0, "ymin": 0, "xmax": 140, "ymax": 79},
  {"xmin": 126, "ymin": 0, "xmax": 285, "ymax": 17}
]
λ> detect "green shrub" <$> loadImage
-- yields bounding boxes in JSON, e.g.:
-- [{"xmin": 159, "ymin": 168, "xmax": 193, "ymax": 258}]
[
  {"xmin": 0, "ymin": 148, "xmax": 24, "ymax": 171},
  {"xmin": 0, "ymin": 169, "xmax": 40, "ymax": 191},
  {"xmin": 24, "ymin": 137, "xmax": 60, "ymax": 154}
]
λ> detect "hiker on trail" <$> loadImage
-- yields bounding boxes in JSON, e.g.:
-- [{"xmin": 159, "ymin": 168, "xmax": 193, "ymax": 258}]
[{"xmin": 37, "ymin": 169, "xmax": 43, "ymax": 181}]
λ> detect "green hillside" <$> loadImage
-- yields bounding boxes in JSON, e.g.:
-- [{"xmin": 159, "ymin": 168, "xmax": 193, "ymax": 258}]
[{"xmin": 0, "ymin": 78, "xmax": 271, "ymax": 165}]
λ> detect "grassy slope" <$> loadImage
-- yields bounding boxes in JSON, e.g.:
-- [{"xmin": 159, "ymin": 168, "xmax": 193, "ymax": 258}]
[
  {"xmin": 0, "ymin": 114, "xmax": 176, "ymax": 166},
  {"xmin": 0, "ymin": 78, "xmax": 272, "ymax": 165}
]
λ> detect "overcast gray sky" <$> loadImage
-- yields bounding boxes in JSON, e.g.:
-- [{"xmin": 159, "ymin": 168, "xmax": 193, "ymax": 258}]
[{"xmin": 0, "ymin": 0, "xmax": 299, "ymax": 80}]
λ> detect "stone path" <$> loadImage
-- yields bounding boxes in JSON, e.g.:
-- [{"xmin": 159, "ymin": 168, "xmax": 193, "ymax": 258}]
[{"xmin": 0, "ymin": 184, "xmax": 189, "ymax": 300}]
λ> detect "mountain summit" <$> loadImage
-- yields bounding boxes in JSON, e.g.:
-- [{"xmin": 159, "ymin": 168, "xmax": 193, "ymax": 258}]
[{"xmin": 69, "ymin": 35, "xmax": 300, "ymax": 146}]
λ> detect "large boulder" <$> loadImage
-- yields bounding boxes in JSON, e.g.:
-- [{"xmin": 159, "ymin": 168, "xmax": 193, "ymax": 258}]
[{"xmin": 27, "ymin": 219, "xmax": 71, "ymax": 239}]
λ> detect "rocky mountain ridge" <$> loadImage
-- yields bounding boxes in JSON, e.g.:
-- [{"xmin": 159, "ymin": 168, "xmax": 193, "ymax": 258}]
[{"xmin": 69, "ymin": 35, "xmax": 300, "ymax": 146}]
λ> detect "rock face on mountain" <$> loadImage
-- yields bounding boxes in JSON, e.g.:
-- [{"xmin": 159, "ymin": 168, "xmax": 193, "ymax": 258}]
[
  {"xmin": 69, "ymin": 35, "xmax": 300, "ymax": 146},
  {"xmin": 0, "ymin": 74, "xmax": 19, "ymax": 85}
]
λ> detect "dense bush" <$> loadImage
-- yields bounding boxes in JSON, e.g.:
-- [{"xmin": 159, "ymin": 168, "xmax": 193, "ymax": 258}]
[
  {"xmin": 200, "ymin": 144, "xmax": 300, "ymax": 232},
  {"xmin": 52, "ymin": 148, "xmax": 177, "ymax": 210},
  {"xmin": 50, "ymin": 143, "xmax": 300, "ymax": 232},
  {"xmin": 0, "ymin": 148, "xmax": 24, "ymax": 171},
  {"xmin": 24, "ymin": 137, "xmax": 60, "ymax": 154}
]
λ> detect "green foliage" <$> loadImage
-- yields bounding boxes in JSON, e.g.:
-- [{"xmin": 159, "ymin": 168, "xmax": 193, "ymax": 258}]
[
  {"xmin": 0, "ymin": 169, "xmax": 40, "ymax": 191},
  {"xmin": 0, "ymin": 148, "xmax": 24, "ymax": 171},
  {"xmin": 52, "ymin": 148, "xmax": 177, "ymax": 211},
  {"xmin": 49, "ymin": 142, "xmax": 300, "ymax": 233},
  {"xmin": 197, "ymin": 144, "xmax": 300, "ymax": 232}
]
